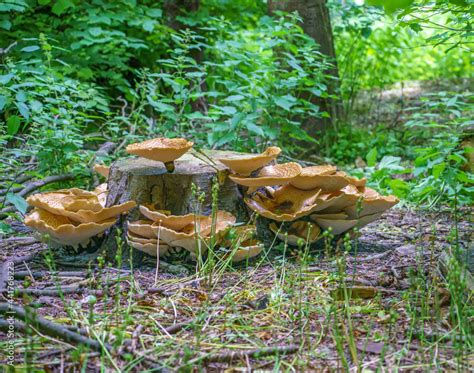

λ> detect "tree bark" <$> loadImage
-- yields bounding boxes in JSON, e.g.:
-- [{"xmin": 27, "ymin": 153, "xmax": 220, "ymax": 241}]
[{"xmin": 269, "ymin": 0, "xmax": 340, "ymax": 134}]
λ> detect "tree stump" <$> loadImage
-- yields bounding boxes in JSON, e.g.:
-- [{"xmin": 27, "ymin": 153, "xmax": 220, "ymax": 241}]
[{"xmin": 101, "ymin": 150, "xmax": 249, "ymax": 263}]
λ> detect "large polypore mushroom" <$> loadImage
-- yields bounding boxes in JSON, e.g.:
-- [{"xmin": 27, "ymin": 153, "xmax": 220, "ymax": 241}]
[
  {"xmin": 269, "ymin": 221, "xmax": 320, "ymax": 246},
  {"xmin": 126, "ymin": 137, "xmax": 193, "ymax": 172},
  {"xmin": 24, "ymin": 186, "xmax": 135, "ymax": 248},
  {"xmin": 229, "ymin": 162, "xmax": 302, "ymax": 187},
  {"xmin": 217, "ymin": 146, "xmax": 281, "ymax": 176},
  {"xmin": 128, "ymin": 208, "xmax": 236, "ymax": 255},
  {"xmin": 242, "ymin": 163, "xmax": 398, "ymax": 242}
]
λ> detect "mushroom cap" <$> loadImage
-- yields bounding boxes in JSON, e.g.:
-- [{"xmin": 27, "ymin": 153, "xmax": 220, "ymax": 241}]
[
  {"xmin": 312, "ymin": 190, "xmax": 360, "ymax": 214},
  {"xmin": 127, "ymin": 231, "xmax": 158, "ymax": 244},
  {"xmin": 230, "ymin": 241, "xmax": 264, "ymax": 262},
  {"xmin": 290, "ymin": 168, "xmax": 349, "ymax": 191},
  {"xmin": 126, "ymin": 138, "xmax": 193, "ymax": 163},
  {"xmin": 229, "ymin": 162, "xmax": 302, "ymax": 187},
  {"xmin": 27, "ymin": 190, "xmax": 136, "ymax": 223},
  {"xmin": 24, "ymin": 208, "xmax": 115, "ymax": 246},
  {"xmin": 127, "ymin": 220, "xmax": 156, "ymax": 239},
  {"xmin": 93, "ymin": 183, "xmax": 108, "ymax": 207},
  {"xmin": 93, "ymin": 164, "xmax": 110, "ymax": 178},
  {"xmin": 269, "ymin": 221, "xmax": 320, "ymax": 246},
  {"xmin": 217, "ymin": 225, "xmax": 256, "ymax": 247},
  {"xmin": 311, "ymin": 212, "xmax": 383, "ymax": 235},
  {"xmin": 344, "ymin": 195, "xmax": 398, "ymax": 219},
  {"xmin": 310, "ymin": 212, "xmax": 349, "ymax": 220},
  {"xmin": 126, "ymin": 237, "xmax": 170, "ymax": 257},
  {"xmin": 139, "ymin": 206, "xmax": 202, "ymax": 231},
  {"xmin": 153, "ymin": 211, "xmax": 236, "ymax": 254},
  {"xmin": 217, "ymin": 146, "xmax": 281, "ymax": 176}
]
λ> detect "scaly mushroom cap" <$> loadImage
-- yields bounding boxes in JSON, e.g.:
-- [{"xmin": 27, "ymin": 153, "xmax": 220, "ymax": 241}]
[
  {"xmin": 27, "ymin": 190, "xmax": 136, "ymax": 224},
  {"xmin": 229, "ymin": 162, "xmax": 302, "ymax": 187},
  {"xmin": 126, "ymin": 235, "xmax": 170, "ymax": 257},
  {"xmin": 93, "ymin": 164, "xmax": 110, "ymax": 178},
  {"xmin": 244, "ymin": 186, "xmax": 323, "ymax": 222},
  {"xmin": 139, "ymin": 206, "xmax": 202, "ymax": 231},
  {"xmin": 24, "ymin": 208, "xmax": 116, "ymax": 246},
  {"xmin": 127, "ymin": 231, "xmax": 158, "ymax": 244},
  {"xmin": 339, "ymin": 172, "xmax": 367, "ymax": 187},
  {"xmin": 127, "ymin": 220, "xmax": 156, "ymax": 239},
  {"xmin": 312, "ymin": 212, "xmax": 383, "ymax": 235},
  {"xmin": 93, "ymin": 183, "xmax": 108, "ymax": 207},
  {"xmin": 217, "ymin": 146, "xmax": 281, "ymax": 176},
  {"xmin": 126, "ymin": 138, "xmax": 193, "ymax": 163},
  {"xmin": 344, "ymin": 195, "xmax": 399, "ymax": 219},
  {"xmin": 310, "ymin": 212, "xmax": 349, "ymax": 220},
  {"xmin": 269, "ymin": 221, "xmax": 320, "ymax": 246},
  {"xmin": 230, "ymin": 241, "xmax": 264, "ymax": 262},
  {"xmin": 154, "ymin": 211, "xmax": 236, "ymax": 254},
  {"xmin": 290, "ymin": 166, "xmax": 349, "ymax": 191},
  {"xmin": 312, "ymin": 190, "xmax": 360, "ymax": 214}
]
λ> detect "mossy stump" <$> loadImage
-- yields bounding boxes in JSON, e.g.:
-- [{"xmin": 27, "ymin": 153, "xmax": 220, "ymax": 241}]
[{"xmin": 101, "ymin": 150, "xmax": 249, "ymax": 264}]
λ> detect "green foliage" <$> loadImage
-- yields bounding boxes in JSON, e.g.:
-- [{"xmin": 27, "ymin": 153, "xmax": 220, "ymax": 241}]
[
  {"xmin": 332, "ymin": 1, "xmax": 472, "ymax": 110},
  {"xmin": 331, "ymin": 91, "xmax": 474, "ymax": 206}
]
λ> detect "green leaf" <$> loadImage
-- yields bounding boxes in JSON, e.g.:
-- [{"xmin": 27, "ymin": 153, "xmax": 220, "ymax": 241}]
[
  {"xmin": 432, "ymin": 162, "xmax": 446, "ymax": 179},
  {"xmin": 366, "ymin": 147, "xmax": 378, "ymax": 167},
  {"xmin": 366, "ymin": 0, "xmax": 384, "ymax": 6},
  {"xmin": 52, "ymin": 0, "xmax": 74, "ymax": 16},
  {"xmin": 142, "ymin": 19, "xmax": 156, "ymax": 32},
  {"xmin": 16, "ymin": 102, "xmax": 30, "ymax": 120},
  {"xmin": 7, "ymin": 115, "xmax": 21, "ymax": 135},
  {"xmin": 6, "ymin": 193, "xmax": 28, "ymax": 215},
  {"xmin": 245, "ymin": 122, "xmax": 265, "ymax": 136},
  {"xmin": 0, "ymin": 95, "xmax": 7, "ymax": 111},
  {"xmin": 21, "ymin": 45, "xmax": 40, "ymax": 52},
  {"xmin": 38, "ymin": 0, "xmax": 52, "ymax": 4},
  {"xmin": 224, "ymin": 95, "xmax": 245, "ymax": 102},
  {"xmin": 274, "ymin": 95, "xmax": 297, "ymax": 111},
  {"xmin": 0, "ymin": 74, "xmax": 14, "ymax": 85},
  {"xmin": 0, "ymin": 19, "xmax": 12, "ymax": 30}
]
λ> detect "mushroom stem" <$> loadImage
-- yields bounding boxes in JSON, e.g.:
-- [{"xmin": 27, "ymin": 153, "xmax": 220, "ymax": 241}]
[{"xmin": 165, "ymin": 161, "xmax": 175, "ymax": 173}]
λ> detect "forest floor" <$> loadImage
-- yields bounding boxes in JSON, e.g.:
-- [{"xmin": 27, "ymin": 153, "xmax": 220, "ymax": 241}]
[{"xmin": 1, "ymin": 207, "xmax": 472, "ymax": 371}]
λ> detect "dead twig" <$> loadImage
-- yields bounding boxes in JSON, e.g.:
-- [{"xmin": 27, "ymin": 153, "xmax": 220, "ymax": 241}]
[{"xmin": 0, "ymin": 303, "xmax": 111, "ymax": 352}]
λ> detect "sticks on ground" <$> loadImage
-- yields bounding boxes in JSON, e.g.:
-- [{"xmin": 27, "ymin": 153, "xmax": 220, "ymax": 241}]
[{"xmin": 0, "ymin": 303, "xmax": 110, "ymax": 352}]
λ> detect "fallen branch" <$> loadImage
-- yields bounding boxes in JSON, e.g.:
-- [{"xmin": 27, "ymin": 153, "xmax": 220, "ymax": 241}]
[
  {"xmin": 14, "ymin": 287, "xmax": 103, "ymax": 297},
  {"xmin": 203, "ymin": 344, "xmax": 299, "ymax": 363},
  {"xmin": 17, "ymin": 174, "xmax": 75, "ymax": 197},
  {"xmin": 14, "ymin": 270, "xmax": 86, "ymax": 280},
  {"xmin": 164, "ymin": 318, "xmax": 195, "ymax": 335},
  {"xmin": 0, "ymin": 303, "xmax": 111, "ymax": 352}
]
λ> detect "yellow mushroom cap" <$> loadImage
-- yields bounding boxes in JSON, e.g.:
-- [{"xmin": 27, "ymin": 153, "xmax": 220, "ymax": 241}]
[
  {"xmin": 217, "ymin": 146, "xmax": 281, "ymax": 176},
  {"xmin": 269, "ymin": 221, "xmax": 320, "ymax": 246},
  {"xmin": 24, "ymin": 208, "xmax": 116, "ymax": 246},
  {"xmin": 139, "ymin": 206, "xmax": 202, "ymax": 231},
  {"xmin": 311, "ymin": 212, "xmax": 383, "ymax": 235},
  {"xmin": 126, "ymin": 137, "xmax": 193, "ymax": 163},
  {"xmin": 27, "ymin": 190, "xmax": 136, "ymax": 224},
  {"xmin": 230, "ymin": 241, "xmax": 264, "ymax": 262},
  {"xmin": 93, "ymin": 164, "xmax": 110, "ymax": 178},
  {"xmin": 126, "ymin": 235, "xmax": 170, "ymax": 257},
  {"xmin": 153, "ymin": 210, "xmax": 236, "ymax": 254},
  {"xmin": 290, "ymin": 167, "xmax": 349, "ymax": 191},
  {"xmin": 344, "ymin": 195, "xmax": 398, "ymax": 219},
  {"xmin": 127, "ymin": 220, "xmax": 157, "ymax": 239},
  {"xmin": 229, "ymin": 162, "xmax": 302, "ymax": 187}
]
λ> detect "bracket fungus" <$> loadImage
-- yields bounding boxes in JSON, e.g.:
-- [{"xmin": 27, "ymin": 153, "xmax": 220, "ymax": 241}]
[
  {"xmin": 242, "ymin": 163, "xmax": 398, "ymax": 244},
  {"xmin": 128, "ymin": 208, "xmax": 236, "ymax": 255},
  {"xmin": 126, "ymin": 231, "xmax": 170, "ymax": 257},
  {"xmin": 27, "ymin": 190, "xmax": 136, "ymax": 224},
  {"xmin": 24, "ymin": 186, "xmax": 135, "ymax": 248},
  {"xmin": 93, "ymin": 164, "xmax": 110, "ymax": 178},
  {"xmin": 126, "ymin": 137, "xmax": 193, "ymax": 172},
  {"xmin": 229, "ymin": 162, "xmax": 302, "ymax": 187},
  {"xmin": 217, "ymin": 146, "xmax": 281, "ymax": 176},
  {"xmin": 269, "ymin": 221, "xmax": 320, "ymax": 246}
]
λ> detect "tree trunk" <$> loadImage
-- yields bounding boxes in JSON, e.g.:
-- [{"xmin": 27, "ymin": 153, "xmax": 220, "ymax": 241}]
[
  {"xmin": 269, "ymin": 0, "xmax": 340, "ymax": 134},
  {"xmin": 100, "ymin": 150, "xmax": 249, "ymax": 263}
]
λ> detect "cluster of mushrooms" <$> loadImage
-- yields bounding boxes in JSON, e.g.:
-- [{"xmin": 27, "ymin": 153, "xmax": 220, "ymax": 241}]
[
  {"xmin": 23, "ymin": 136, "xmax": 398, "ymax": 262},
  {"xmin": 218, "ymin": 146, "xmax": 399, "ymax": 246},
  {"xmin": 24, "ymin": 182, "xmax": 136, "ymax": 248}
]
